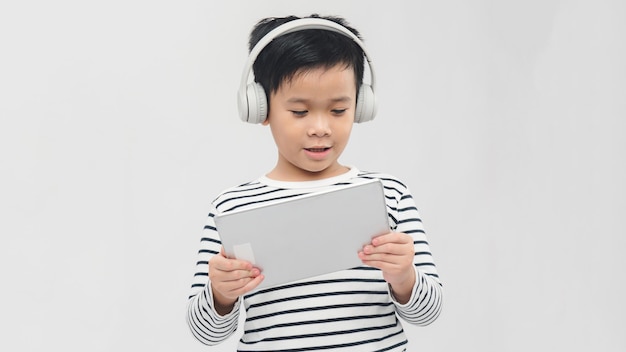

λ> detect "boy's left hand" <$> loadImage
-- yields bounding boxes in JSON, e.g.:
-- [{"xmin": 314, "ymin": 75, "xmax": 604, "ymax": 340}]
[{"xmin": 358, "ymin": 232, "xmax": 416, "ymax": 303}]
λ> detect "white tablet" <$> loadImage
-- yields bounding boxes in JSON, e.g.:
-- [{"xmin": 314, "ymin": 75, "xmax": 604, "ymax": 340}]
[{"xmin": 214, "ymin": 178, "xmax": 390, "ymax": 290}]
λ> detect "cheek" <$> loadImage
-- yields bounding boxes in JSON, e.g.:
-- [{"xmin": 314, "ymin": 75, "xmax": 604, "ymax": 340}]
[
  {"xmin": 336, "ymin": 122, "xmax": 353, "ymax": 143},
  {"xmin": 272, "ymin": 125, "xmax": 300, "ymax": 149}
]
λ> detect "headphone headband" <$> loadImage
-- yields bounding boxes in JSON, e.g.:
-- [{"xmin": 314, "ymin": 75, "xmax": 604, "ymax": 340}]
[{"xmin": 238, "ymin": 18, "xmax": 377, "ymax": 124}]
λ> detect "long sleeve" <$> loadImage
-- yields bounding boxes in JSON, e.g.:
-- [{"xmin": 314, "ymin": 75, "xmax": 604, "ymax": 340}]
[
  {"xmin": 186, "ymin": 207, "xmax": 241, "ymax": 345},
  {"xmin": 186, "ymin": 171, "xmax": 442, "ymax": 350},
  {"xmin": 387, "ymin": 182, "xmax": 443, "ymax": 326}
]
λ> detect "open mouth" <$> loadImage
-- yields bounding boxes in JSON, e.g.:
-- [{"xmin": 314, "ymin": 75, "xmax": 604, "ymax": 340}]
[{"xmin": 304, "ymin": 147, "xmax": 331, "ymax": 153}]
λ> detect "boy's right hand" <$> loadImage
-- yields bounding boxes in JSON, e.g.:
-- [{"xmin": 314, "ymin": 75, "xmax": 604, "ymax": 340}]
[{"xmin": 209, "ymin": 247, "xmax": 264, "ymax": 313}]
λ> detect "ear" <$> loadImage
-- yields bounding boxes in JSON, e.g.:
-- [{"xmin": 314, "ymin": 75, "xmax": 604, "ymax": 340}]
[{"xmin": 261, "ymin": 118, "xmax": 270, "ymax": 126}]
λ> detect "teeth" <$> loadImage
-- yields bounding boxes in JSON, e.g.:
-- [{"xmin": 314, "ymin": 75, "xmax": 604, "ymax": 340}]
[{"xmin": 307, "ymin": 148, "xmax": 327, "ymax": 152}]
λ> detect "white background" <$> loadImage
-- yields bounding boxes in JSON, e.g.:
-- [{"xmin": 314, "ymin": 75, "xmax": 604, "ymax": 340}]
[{"xmin": 1, "ymin": 1, "xmax": 625, "ymax": 351}]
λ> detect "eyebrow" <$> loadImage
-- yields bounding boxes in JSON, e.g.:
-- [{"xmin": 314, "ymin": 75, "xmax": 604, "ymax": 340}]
[{"xmin": 286, "ymin": 96, "xmax": 353, "ymax": 104}]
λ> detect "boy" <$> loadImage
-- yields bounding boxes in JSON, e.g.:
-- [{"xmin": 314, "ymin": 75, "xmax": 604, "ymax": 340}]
[{"xmin": 187, "ymin": 14, "xmax": 442, "ymax": 351}]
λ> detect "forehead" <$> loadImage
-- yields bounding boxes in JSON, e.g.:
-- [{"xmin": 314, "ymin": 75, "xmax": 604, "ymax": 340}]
[{"xmin": 277, "ymin": 64, "xmax": 357, "ymax": 93}]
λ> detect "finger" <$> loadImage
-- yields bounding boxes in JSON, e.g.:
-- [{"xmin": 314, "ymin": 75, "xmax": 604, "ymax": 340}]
[
  {"xmin": 371, "ymin": 232, "xmax": 412, "ymax": 246},
  {"xmin": 359, "ymin": 247, "xmax": 414, "ymax": 269},
  {"xmin": 363, "ymin": 242, "xmax": 413, "ymax": 257},
  {"xmin": 365, "ymin": 233, "xmax": 414, "ymax": 257},
  {"xmin": 221, "ymin": 267, "xmax": 260, "ymax": 282},
  {"xmin": 363, "ymin": 243, "xmax": 400, "ymax": 255},
  {"xmin": 219, "ymin": 275, "xmax": 256, "ymax": 292},
  {"xmin": 242, "ymin": 273, "xmax": 265, "ymax": 292},
  {"xmin": 359, "ymin": 251, "xmax": 403, "ymax": 264},
  {"xmin": 211, "ymin": 258, "xmax": 260, "ymax": 279},
  {"xmin": 214, "ymin": 268, "xmax": 258, "ymax": 288},
  {"xmin": 359, "ymin": 252, "xmax": 412, "ymax": 275},
  {"xmin": 220, "ymin": 272, "xmax": 265, "ymax": 297},
  {"xmin": 211, "ymin": 254, "xmax": 254, "ymax": 272},
  {"xmin": 213, "ymin": 246, "xmax": 257, "ymax": 270},
  {"xmin": 359, "ymin": 256, "xmax": 400, "ymax": 273}
]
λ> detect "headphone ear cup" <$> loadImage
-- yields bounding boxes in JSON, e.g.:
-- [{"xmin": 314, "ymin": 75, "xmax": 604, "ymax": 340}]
[
  {"xmin": 354, "ymin": 84, "xmax": 377, "ymax": 123},
  {"xmin": 242, "ymin": 82, "xmax": 268, "ymax": 124}
]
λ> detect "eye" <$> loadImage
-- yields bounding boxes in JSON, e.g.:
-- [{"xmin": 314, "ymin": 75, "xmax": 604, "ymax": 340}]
[
  {"xmin": 290, "ymin": 110, "xmax": 308, "ymax": 117},
  {"xmin": 331, "ymin": 108, "xmax": 348, "ymax": 116}
]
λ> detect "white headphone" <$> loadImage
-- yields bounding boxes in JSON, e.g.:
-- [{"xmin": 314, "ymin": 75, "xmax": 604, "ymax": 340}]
[{"xmin": 237, "ymin": 18, "xmax": 377, "ymax": 124}]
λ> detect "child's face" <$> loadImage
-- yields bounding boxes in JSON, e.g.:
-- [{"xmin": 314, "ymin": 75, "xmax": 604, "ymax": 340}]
[{"xmin": 263, "ymin": 64, "xmax": 356, "ymax": 181}]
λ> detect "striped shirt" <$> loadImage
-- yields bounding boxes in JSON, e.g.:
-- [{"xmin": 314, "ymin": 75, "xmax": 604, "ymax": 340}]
[{"xmin": 187, "ymin": 167, "xmax": 442, "ymax": 351}]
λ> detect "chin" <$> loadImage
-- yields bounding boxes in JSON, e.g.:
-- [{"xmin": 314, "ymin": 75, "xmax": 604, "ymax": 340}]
[{"xmin": 302, "ymin": 164, "xmax": 342, "ymax": 176}]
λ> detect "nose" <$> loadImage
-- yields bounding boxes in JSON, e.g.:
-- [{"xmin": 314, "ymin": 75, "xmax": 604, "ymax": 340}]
[{"xmin": 307, "ymin": 113, "xmax": 332, "ymax": 137}]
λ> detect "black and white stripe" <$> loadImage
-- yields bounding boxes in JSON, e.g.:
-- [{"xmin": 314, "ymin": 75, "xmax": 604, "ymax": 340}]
[{"xmin": 187, "ymin": 168, "xmax": 442, "ymax": 351}]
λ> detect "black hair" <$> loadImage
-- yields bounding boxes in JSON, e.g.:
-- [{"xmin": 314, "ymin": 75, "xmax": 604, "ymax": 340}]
[{"xmin": 248, "ymin": 14, "xmax": 365, "ymax": 102}]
